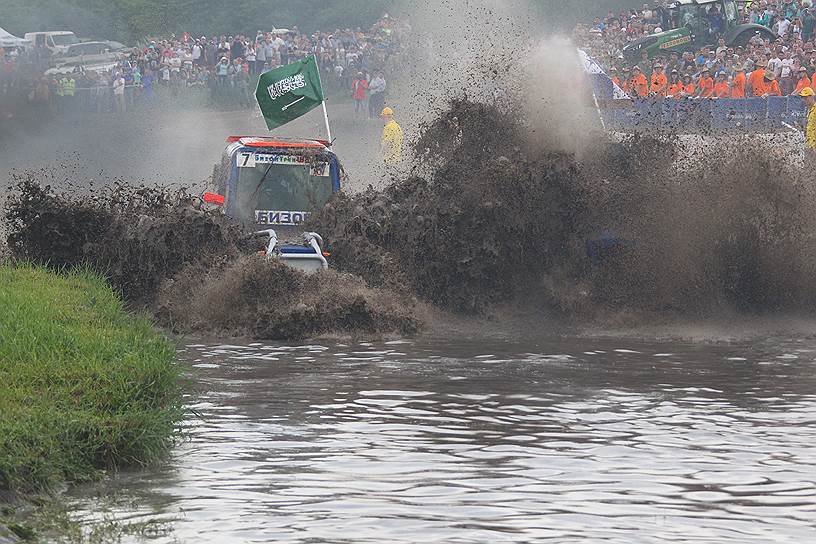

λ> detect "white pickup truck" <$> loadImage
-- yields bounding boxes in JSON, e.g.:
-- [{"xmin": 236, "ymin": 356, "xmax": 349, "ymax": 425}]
[{"xmin": 24, "ymin": 31, "xmax": 80, "ymax": 54}]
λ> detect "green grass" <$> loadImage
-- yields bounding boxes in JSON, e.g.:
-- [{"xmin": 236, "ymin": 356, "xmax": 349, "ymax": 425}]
[{"xmin": 0, "ymin": 264, "xmax": 183, "ymax": 495}]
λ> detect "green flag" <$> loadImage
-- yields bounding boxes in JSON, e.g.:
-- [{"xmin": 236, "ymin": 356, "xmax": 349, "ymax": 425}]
[{"xmin": 255, "ymin": 56, "xmax": 325, "ymax": 131}]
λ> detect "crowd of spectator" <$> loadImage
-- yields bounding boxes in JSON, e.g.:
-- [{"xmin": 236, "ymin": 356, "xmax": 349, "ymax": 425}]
[
  {"xmin": 576, "ymin": 0, "xmax": 816, "ymax": 99},
  {"xmin": 0, "ymin": 13, "xmax": 408, "ymax": 117}
]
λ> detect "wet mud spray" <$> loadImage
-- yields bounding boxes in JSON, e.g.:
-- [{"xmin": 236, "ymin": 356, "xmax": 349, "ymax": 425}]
[{"xmin": 6, "ymin": 96, "xmax": 816, "ymax": 341}]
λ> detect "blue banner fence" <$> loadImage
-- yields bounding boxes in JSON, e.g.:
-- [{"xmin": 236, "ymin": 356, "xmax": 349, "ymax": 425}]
[
  {"xmin": 590, "ymin": 74, "xmax": 808, "ymax": 133},
  {"xmin": 598, "ymin": 96, "xmax": 808, "ymax": 133}
]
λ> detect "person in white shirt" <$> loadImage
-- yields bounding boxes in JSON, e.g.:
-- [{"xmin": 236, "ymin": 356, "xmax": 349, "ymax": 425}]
[
  {"xmin": 113, "ymin": 73, "xmax": 126, "ymax": 113},
  {"xmin": 192, "ymin": 41, "xmax": 202, "ymax": 65},
  {"xmin": 777, "ymin": 16, "xmax": 791, "ymax": 38},
  {"xmin": 767, "ymin": 52, "xmax": 783, "ymax": 78},
  {"xmin": 368, "ymin": 70, "xmax": 386, "ymax": 119}
]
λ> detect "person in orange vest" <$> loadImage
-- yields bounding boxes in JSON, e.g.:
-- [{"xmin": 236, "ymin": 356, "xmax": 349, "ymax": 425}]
[
  {"xmin": 631, "ymin": 65, "xmax": 649, "ymax": 98},
  {"xmin": 621, "ymin": 67, "xmax": 633, "ymax": 96},
  {"xmin": 760, "ymin": 71, "xmax": 782, "ymax": 97},
  {"xmin": 731, "ymin": 64, "xmax": 747, "ymax": 98},
  {"xmin": 696, "ymin": 68, "xmax": 714, "ymax": 98},
  {"xmin": 610, "ymin": 66, "xmax": 621, "ymax": 89},
  {"xmin": 793, "ymin": 66, "xmax": 812, "ymax": 96},
  {"xmin": 748, "ymin": 60, "xmax": 767, "ymax": 96},
  {"xmin": 667, "ymin": 69, "xmax": 683, "ymax": 97},
  {"xmin": 713, "ymin": 71, "xmax": 730, "ymax": 98},
  {"xmin": 680, "ymin": 73, "xmax": 696, "ymax": 98},
  {"xmin": 650, "ymin": 63, "xmax": 668, "ymax": 96}
]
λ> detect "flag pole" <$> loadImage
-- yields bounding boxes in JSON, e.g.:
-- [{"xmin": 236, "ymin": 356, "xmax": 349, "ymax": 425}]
[{"xmin": 313, "ymin": 55, "xmax": 333, "ymax": 147}]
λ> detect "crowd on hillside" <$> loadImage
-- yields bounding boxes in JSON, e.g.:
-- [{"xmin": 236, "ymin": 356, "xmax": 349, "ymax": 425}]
[
  {"xmin": 0, "ymin": 13, "xmax": 408, "ymax": 116},
  {"xmin": 576, "ymin": 0, "xmax": 816, "ymax": 99}
]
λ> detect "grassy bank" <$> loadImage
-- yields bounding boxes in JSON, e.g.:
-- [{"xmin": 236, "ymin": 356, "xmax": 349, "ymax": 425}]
[{"xmin": 0, "ymin": 265, "xmax": 183, "ymax": 496}]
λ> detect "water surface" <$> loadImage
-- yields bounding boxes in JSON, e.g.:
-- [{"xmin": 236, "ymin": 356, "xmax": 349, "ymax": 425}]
[{"xmin": 69, "ymin": 337, "xmax": 816, "ymax": 543}]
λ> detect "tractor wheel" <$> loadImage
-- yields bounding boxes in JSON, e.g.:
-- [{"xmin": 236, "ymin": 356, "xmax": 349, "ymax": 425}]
[{"xmin": 730, "ymin": 32, "xmax": 753, "ymax": 47}]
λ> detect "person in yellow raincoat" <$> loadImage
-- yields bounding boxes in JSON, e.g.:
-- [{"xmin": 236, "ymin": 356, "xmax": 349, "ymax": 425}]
[
  {"xmin": 798, "ymin": 87, "xmax": 816, "ymax": 151},
  {"xmin": 380, "ymin": 107, "xmax": 403, "ymax": 164}
]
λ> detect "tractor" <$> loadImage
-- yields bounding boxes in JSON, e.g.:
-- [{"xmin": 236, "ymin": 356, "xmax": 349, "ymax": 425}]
[{"xmin": 623, "ymin": 0, "xmax": 776, "ymax": 63}]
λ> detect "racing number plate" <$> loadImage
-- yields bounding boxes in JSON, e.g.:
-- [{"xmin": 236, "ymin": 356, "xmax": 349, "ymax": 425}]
[{"xmin": 237, "ymin": 152, "xmax": 256, "ymax": 168}]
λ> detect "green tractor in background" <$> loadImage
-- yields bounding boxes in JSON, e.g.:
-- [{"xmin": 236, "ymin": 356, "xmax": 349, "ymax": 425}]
[{"xmin": 623, "ymin": 0, "xmax": 775, "ymax": 62}]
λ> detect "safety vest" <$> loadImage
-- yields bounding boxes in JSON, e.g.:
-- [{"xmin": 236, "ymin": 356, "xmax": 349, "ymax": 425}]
[{"xmin": 63, "ymin": 78, "xmax": 76, "ymax": 97}]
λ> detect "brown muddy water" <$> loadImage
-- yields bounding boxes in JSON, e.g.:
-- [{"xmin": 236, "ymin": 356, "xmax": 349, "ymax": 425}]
[{"xmin": 64, "ymin": 335, "xmax": 815, "ymax": 543}]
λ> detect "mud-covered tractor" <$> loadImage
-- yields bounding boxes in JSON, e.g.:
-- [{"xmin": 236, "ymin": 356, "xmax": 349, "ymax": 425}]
[
  {"xmin": 623, "ymin": 0, "xmax": 775, "ymax": 63},
  {"xmin": 206, "ymin": 136, "xmax": 342, "ymax": 273}
]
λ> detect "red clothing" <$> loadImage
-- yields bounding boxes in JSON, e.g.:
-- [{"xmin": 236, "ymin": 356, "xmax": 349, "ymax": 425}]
[
  {"xmin": 351, "ymin": 78, "xmax": 369, "ymax": 100},
  {"xmin": 713, "ymin": 81, "xmax": 730, "ymax": 98}
]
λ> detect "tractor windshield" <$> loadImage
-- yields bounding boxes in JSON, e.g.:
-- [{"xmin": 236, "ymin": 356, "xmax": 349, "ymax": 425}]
[{"xmin": 233, "ymin": 154, "xmax": 333, "ymax": 225}]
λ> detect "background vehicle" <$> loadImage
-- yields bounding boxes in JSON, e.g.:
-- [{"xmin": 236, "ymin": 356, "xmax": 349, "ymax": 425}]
[
  {"xmin": 207, "ymin": 136, "xmax": 343, "ymax": 272},
  {"xmin": 52, "ymin": 41, "xmax": 126, "ymax": 68},
  {"xmin": 623, "ymin": 0, "xmax": 775, "ymax": 62},
  {"xmin": 23, "ymin": 31, "xmax": 80, "ymax": 54}
]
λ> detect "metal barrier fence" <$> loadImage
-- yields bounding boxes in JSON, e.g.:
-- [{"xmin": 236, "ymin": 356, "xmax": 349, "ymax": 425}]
[{"xmin": 598, "ymin": 97, "xmax": 809, "ymax": 133}]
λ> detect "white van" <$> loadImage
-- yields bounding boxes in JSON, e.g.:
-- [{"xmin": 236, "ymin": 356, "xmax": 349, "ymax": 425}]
[{"xmin": 23, "ymin": 31, "xmax": 80, "ymax": 54}]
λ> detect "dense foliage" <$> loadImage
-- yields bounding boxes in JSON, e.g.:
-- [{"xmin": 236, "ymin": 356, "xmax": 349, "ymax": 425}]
[
  {"xmin": 0, "ymin": 0, "xmax": 653, "ymax": 43},
  {"xmin": 0, "ymin": 0, "xmax": 395, "ymax": 42}
]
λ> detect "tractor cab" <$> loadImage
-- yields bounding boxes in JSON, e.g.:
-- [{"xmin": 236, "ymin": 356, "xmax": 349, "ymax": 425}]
[
  {"xmin": 623, "ymin": 0, "xmax": 774, "ymax": 63},
  {"xmin": 207, "ymin": 136, "xmax": 342, "ymax": 273}
]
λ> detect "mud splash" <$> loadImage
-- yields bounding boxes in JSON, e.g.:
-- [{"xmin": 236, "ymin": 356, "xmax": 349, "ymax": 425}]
[
  {"xmin": 7, "ymin": 98, "xmax": 816, "ymax": 337},
  {"xmin": 311, "ymin": 98, "xmax": 816, "ymax": 318},
  {"xmin": 3, "ymin": 179, "xmax": 421, "ymax": 340},
  {"xmin": 310, "ymin": 99, "xmax": 585, "ymax": 314}
]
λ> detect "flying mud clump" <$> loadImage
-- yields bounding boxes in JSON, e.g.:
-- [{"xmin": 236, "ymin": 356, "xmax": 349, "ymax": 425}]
[
  {"xmin": 3, "ymin": 179, "xmax": 420, "ymax": 340},
  {"xmin": 309, "ymin": 99, "xmax": 586, "ymax": 314}
]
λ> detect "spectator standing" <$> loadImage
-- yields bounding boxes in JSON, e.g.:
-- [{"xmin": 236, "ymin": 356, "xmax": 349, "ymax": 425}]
[
  {"xmin": 368, "ymin": 70, "xmax": 386, "ymax": 119},
  {"xmin": 797, "ymin": 86, "xmax": 816, "ymax": 151},
  {"xmin": 113, "ymin": 72, "xmax": 126, "ymax": 112},
  {"xmin": 732, "ymin": 65, "xmax": 747, "ymax": 98},
  {"xmin": 650, "ymin": 63, "xmax": 668, "ymax": 96},
  {"xmin": 696, "ymin": 68, "xmax": 714, "ymax": 97},
  {"xmin": 192, "ymin": 40, "xmax": 202, "ymax": 66},
  {"xmin": 713, "ymin": 72, "xmax": 730, "ymax": 97},
  {"xmin": 630, "ymin": 66, "xmax": 649, "ymax": 97},
  {"xmin": 255, "ymin": 37, "xmax": 267, "ymax": 73},
  {"xmin": 351, "ymin": 71, "xmax": 369, "ymax": 118},
  {"xmin": 380, "ymin": 106, "xmax": 403, "ymax": 164},
  {"xmin": 795, "ymin": 65, "xmax": 812, "ymax": 94},
  {"xmin": 748, "ymin": 60, "xmax": 767, "ymax": 96}
]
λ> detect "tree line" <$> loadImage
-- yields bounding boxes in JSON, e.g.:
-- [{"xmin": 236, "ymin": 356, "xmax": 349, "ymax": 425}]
[{"xmin": 0, "ymin": 0, "xmax": 647, "ymax": 43}]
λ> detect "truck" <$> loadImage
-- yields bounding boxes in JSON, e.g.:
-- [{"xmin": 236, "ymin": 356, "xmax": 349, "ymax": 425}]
[
  {"xmin": 205, "ymin": 136, "xmax": 342, "ymax": 273},
  {"xmin": 24, "ymin": 31, "xmax": 80, "ymax": 54},
  {"xmin": 622, "ymin": 0, "xmax": 775, "ymax": 63}
]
